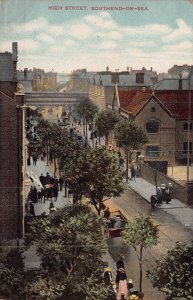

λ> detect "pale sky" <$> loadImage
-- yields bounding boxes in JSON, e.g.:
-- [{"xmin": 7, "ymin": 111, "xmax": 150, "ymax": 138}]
[{"xmin": 0, "ymin": 0, "xmax": 193, "ymax": 73}]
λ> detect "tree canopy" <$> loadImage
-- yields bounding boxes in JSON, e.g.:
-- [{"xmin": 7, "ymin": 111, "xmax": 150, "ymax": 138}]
[
  {"xmin": 95, "ymin": 110, "xmax": 120, "ymax": 146},
  {"xmin": 60, "ymin": 146, "xmax": 125, "ymax": 214},
  {"xmin": 114, "ymin": 119, "xmax": 148, "ymax": 181},
  {"xmin": 26, "ymin": 205, "xmax": 116, "ymax": 299},
  {"xmin": 0, "ymin": 206, "xmax": 116, "ymax": 299},
  {"xmin": 147, "ymin": 241, "xmax": 193, "ymax": 300},
  {"xmin": 0, "ymin": 247, "xmax": 24, "ymax": 298},
  {"xmin": 76, "ymin": 98, "xmax": 98, "ymax": 122},
  {"xmin": 122, "ymin": 215, "xmax": 159, "ymax": 292}
]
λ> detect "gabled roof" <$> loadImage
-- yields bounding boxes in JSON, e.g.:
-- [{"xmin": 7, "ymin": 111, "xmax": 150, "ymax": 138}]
[
  {"xmin": 126, "ymin": 90, "xmax": 152, "ymax": 115},
  {"xmin": 118, "ymin": 90, "xmax": 138, "ymax": 108},
  {"xmin": 117, "ymin": 88, "xmax": 193, "ymax": 119},
  {"xmin": 155, "ymin": 90, "xmax": 193, "ymax": 119}
]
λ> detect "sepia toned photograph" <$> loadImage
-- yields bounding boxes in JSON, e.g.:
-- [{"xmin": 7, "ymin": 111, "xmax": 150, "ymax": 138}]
[{"xmin": 0, "ymin": 0, "xmax": 193, "ymax": 299}]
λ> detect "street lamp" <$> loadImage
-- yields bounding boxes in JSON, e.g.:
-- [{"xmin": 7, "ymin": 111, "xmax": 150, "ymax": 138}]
[{"xmin": 187, "ymin": 70, "xmax": 192, "ymax": 181}]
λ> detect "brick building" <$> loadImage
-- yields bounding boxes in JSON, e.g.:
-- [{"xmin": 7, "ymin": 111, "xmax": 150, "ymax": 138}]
[
  {"xmin": 0, "ymin": 43, "xmax": 24, "ymax": 243},
  {"xmin": 168, "ymin": 64, "xmax": 192, "ymax": 76},
  {"xmin": 112, "ymin": 86, "xmax": 193, "ymax": 166}
]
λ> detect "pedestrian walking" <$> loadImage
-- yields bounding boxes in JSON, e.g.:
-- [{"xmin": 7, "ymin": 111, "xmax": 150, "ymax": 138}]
[
  {"xmin": 52, "ymin": 186, "xmax": 58, "ymax": 201},
  {"xmin": 103, "ymin": 267, "xmax": 113, "ymax": 285},
  {"xmin": 37, "ymin": 190, "xmax": 42, "ymax": 201},
  {"xmin": 39, "ymin": 173, "xmax": 45, "ymax": 187},
  {"xmin": 59, "ymin": 177, "xmax": 64, "ymax": 191},
  {"xmin": 29, "ymin": 202, "xmax": 35, "ymax": 217},
  {"xmin": 161, "ymin": 184, "xmax": 166, "ymax": 202},
  {"xmin": 157, "ymin": 187, "xmax": 162, "ymax": 204},
  {"xmin": 135, "ymin": 164, "xmax": 141, "ymax": 177},
  {"xmin": 32, "ymin": 155, "xmax": 37, "ymax": 166},
  {"xmin": 119, "ymin": 294, "xmax": 127, "ymax": 300},
  {"xmin": 117, "ymin": 269, "xmax": 128, "ymax": 299},
  {"xmin": 165, "ymin": 187, "xmax": 171, "ymax": 204},
  {"xmin": 49, "ymin": 202, "xmax": 57, "ymax": 214},
  {"xmin": 45, "ymin": 172, "xmax": 51, "ymax": 184},
  {"xmin": 131, "ymin": 166, "xmax": 136, "ymax": 181},
  {"xmin": 116, "ymin": 256, "xmax": 125, "ymax": 285}
]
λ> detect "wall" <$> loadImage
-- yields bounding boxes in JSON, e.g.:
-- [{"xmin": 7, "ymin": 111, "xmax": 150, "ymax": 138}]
[
  {"xmin": 0, "ymin": 53, "xmax": 13, "ymax": 81},
  {"xmin": 135, "ymin": 97, "xmax": 176, "ymax": 165},
  {"xmin": 0, "ymin": 90, "xmax": 23, "ymax": 242},
  {"xmin": 140, "ymin": 163, "xmax": 188, "ymax": 204},
  {"xmin": 176, "ymin": 119, "xmax": 193, "ymax": 162}
]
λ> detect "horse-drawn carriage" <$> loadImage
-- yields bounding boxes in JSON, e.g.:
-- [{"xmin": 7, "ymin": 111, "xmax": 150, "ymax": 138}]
[{"xmin": 105, "ymin": 208, "xmax": 128, "ymax": 238}]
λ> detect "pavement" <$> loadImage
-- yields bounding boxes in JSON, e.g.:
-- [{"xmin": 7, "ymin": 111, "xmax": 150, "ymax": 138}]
[
  {"xmin": 24, "ymin": 158, "xmax": 117, "ymax": 277},
  {"xmin": 78, "ymin": 122, "xmax": 193, "ymax": 231},
  {"xmin": 24, "ymin": 119, "xmax": 193, "ymax": 299},
  {"xmin": 127, "ymin": 175, "xmax": 193, "ymax": 231},
  {"xmin": 28, "ymin": 159, "xmax": 69, "ymax": 216}
]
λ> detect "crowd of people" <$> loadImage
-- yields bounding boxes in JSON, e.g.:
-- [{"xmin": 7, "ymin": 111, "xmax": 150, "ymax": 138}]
[
  {"xmin": 103, "ymin": 255, "xmax": 144, "ymax": 300},
  {"xmin": 25, "ymin": 171, "xmax": 64, "ymax": 217}
]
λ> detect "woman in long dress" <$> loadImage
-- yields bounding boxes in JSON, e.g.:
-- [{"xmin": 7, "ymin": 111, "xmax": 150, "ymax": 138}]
[{"xmin": 117, "ymin": 269, "xmax": 128, "ymax": 299}]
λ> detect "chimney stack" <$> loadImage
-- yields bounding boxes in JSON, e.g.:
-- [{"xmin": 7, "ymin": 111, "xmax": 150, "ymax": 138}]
[{"xmin": 179, "ymin": 74, "xmax": 182, "ymax": 90}]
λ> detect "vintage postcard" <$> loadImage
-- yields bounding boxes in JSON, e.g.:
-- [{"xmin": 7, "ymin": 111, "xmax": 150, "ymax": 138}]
[{"xmin": 0, "ymin": 0, "xmax": 193, "ymax": 299}]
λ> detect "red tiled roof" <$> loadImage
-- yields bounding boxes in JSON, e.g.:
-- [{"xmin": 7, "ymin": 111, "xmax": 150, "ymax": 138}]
[
  {"xmin": 118, "ymin": 89, "xmax": 193, "ymax": 119},
  {"xmin": 127, "ymin": 90, "xmax": 152, "ymax": 115},
  {"xmin": 118, "ymin": 90, "xmax": 137, "ymax": 109},
  {"xmin": 155, "ymin": 90, "xmax": 193, "ymax": 119}
]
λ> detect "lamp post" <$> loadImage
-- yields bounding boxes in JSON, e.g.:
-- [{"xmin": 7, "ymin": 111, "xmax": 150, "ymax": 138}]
[{"xmin": 187, "ymin": 72, "xmax": 191, "ymax": 182}]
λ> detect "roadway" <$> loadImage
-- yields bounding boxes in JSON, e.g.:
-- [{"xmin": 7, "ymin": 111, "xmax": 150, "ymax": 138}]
[{"xmin": 105, "ymin": 188, "xmax": 193, "ymax": 299}]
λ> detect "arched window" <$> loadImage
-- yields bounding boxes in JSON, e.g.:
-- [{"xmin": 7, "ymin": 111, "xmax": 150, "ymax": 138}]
[{"xmin": 146, "ymin": 120, "xmax": 159, "ymax": 133}]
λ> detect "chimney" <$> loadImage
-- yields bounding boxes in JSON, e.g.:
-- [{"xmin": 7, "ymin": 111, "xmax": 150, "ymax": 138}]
[
  {"xmin": 151, "ymin": 67, "xmax": 152, "ymax": 71},
  {"xmin": 179, "ymin": 74, "xmax": 182, "ymax": 90},
  {"xmin": 12, "ymin": 42, "xmax": 18, "ymax": 82},
  {"xmin": 24, "ymin": 68, "xmax": 28, "ymax": 80}
]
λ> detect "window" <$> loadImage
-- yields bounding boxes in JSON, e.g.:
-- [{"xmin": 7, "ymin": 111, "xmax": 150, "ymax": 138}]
[
  {"xmin": 183, "ymin": 142, "xmax": 192, "ymax": 154},
  {"xmin": 146, "ymin": 120, "xmax": 159, "ymax": 133},
  {"xmin": 111, "ymin": 74, "xmax": 119, "ymax": 84},
  {"xmin": 183, "ymin": 123, "xmax": 192, "ymax": 131},
  {"xmin": 146, "ymin": 146, "xmax": 160, "ymax": 157},
  {"xmin": 151, "ymin": 107, "xmax": 155, "ymax": 112},
  {"xmin": 136, "ymin": 73, "xmax": 144, "ymax": 84}
]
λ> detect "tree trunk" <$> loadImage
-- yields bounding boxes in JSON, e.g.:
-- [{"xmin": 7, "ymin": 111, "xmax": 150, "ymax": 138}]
[
  {"xmin": 91, "ymin": 198, "xmax": 100, "ymax": 215},
  {"xmin": 139, "ymin": 246, "xmax": 143, "ymax": 292},
  {"xmin": 126, "ymin": 149, "xmax": 129, "ymax": 182},
  {"xmin": 154, "ymin": 169, "xmax": 158, "ymax": 193},
  {"xmin": 105, "ymin": 134, "xmax": 109, "ymax": 148}
]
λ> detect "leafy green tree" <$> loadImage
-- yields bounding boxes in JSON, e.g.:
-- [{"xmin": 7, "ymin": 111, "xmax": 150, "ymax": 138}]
[
  {"xmin": 76, "ymin": 98, "xmax": 98, "ymax": 136},
  {"xmin": 0, "ymin": 247, "xmax": 25, "ymax": 298},
  {"xmin": 114, "ymin": 119, "xmax": 148, "ymax": 181},
  {"xmin": 95, "ymin": 110, "xmax": 120, "ymax": 147},
  {"xmin": 60, "ymin": 146, "xmax": 125, "ymax": 214},
  {"xmin": 147, "ymin": 241, "xmax": 193, "ymax": 300},
  {"xmin": 122, "ymin": 215, "xmax": 159, "ymax": 292},
  {"xmin": 26, "ymin": 205, "xmax": 115, "ymax": 299}
]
